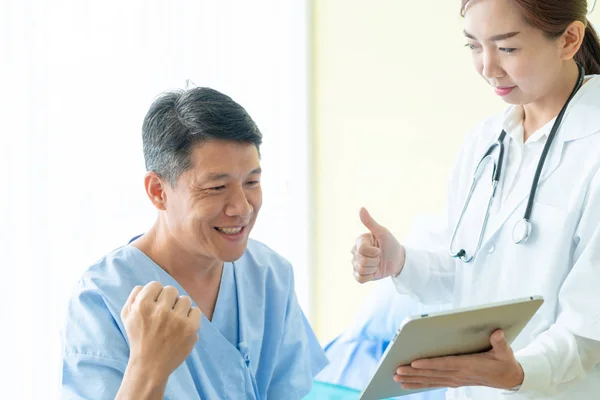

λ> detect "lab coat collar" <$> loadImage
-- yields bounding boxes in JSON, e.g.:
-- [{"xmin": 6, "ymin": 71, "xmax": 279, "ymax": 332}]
[
  {"xmin": 477, "ymin": 74, "xmax": 600, "ymax": 249},
  {"xmin": 560, "ymin": 74, "xmax": 600, "ymax": 142}
]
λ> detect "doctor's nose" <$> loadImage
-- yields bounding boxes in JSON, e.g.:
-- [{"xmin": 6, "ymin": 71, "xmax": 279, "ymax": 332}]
[{"xmin": 481, "ymin": 52, "xmax": 504, "ymax": 81}]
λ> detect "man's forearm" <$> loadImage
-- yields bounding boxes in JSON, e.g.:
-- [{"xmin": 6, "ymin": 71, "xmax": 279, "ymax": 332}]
[{"xmin": 115, "ymin": 358, "xmax": 168, "ymax": 400}]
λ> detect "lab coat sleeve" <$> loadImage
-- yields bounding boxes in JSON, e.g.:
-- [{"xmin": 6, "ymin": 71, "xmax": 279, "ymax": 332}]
[
  {"xmin": 266, "ymin": 269, "xmax": 329, "ymax": 399},
  {"xmin": 513, "ymin": 168, "xmax": 600, "ymax": 397},
  {"xmin": 61, "ymin": 283, "xmax": 129, "ymax": 400}
]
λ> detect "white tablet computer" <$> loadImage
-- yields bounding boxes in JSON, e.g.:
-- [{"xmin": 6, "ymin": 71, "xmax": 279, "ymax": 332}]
[{"xmin": 359, "ymin": 295, "xmax": 544, "ymax": 400}]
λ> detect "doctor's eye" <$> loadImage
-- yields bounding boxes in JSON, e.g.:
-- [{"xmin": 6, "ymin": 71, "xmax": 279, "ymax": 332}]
[
  {"xmin": 499, "ymin": 47, "xmax": 517, "ymax": 54},
  {"xmin": 245, "ymin": 180, "xmax": 260, "ymax": 187},
  {"xmin": 464, "ymin": 43, "xmax": 479, "ymax": 51}
]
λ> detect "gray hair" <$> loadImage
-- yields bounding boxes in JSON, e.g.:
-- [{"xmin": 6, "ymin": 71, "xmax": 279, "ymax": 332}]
[{"xmin": 142, "ymin": 87, "xmax": 263, "ymax": 186}]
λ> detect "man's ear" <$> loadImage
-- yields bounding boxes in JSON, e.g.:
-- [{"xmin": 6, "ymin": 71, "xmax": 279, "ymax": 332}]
[
  {"xmin": 144, "ymin": 171, "xmax": 168, "ymax": 211},
  {"xmin": 559, "ymin": 20, "xmax": 586, "ymax": 61}
]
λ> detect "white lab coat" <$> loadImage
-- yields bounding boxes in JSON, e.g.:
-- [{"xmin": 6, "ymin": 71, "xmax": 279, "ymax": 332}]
[{"xmin": 393, "ymin": 75, "xmax": 600, "ymax": 400}]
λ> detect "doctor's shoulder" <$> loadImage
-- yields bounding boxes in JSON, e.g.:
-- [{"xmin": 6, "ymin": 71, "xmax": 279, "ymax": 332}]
[
  {"xmin": 466, "ymin": 107, "xmax": 512, "ymax": 148},
  {"xmin": 448, "ymin": 108, "xmax": 510, "ymax": 171}
]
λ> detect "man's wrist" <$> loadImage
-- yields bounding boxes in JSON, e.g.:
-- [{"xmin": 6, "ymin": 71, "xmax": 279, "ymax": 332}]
[{"xmin": 120, "ymin": 356, "xmax": 169, "ymax": 397}]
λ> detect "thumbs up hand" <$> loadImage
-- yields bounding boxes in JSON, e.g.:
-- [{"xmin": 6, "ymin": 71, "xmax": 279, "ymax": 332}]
[{"xmin": 351, "ymin": 208, "xmax": 406, "ymax": 284}]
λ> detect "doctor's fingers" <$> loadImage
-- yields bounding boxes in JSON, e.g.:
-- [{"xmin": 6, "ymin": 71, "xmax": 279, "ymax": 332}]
[
  {"xmin": 356, "ymin": 241, "xmax": 380, "ymax": 258},
  {"xmin": 355, "ymin": 233, "xmax": 377, "ymax": 250},
  {"xmin": 353, "ymin": 270, "xmax": 375, "ymax": 284},
  {"xmin": 354, "ymin": 252, "xmax": 380, "ymax": 268},
  {"xmin": 353, "ymin": 258, "xmax": 378, "ymax": 277}
]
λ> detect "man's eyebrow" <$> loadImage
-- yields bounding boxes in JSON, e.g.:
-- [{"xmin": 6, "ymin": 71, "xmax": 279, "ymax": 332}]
[
  {"xmin": 464, "ymin": 30, "xmax": 520, "ymax": 41},
  {"xmin": 201, "ymin": 173, "xmax": 230, "ymax": 182}
]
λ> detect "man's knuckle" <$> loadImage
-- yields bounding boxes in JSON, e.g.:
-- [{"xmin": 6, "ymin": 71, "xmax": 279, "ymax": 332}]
[
  {"xmin": 163, "ymin": 285, "xmax": 179, "ymax": 295},
  {"xmin": 135, "ymin": 300, "xmax": 151, "ymax": 314},
  {"xmin": 147, "ymin": 281, "xmax": 162, "ymax": 289}
]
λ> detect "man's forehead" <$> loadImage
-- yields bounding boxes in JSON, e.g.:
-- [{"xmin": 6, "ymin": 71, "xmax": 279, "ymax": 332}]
[{"xmin": 181, "ymin": 140, "xmax": 260, "ymax": 183}]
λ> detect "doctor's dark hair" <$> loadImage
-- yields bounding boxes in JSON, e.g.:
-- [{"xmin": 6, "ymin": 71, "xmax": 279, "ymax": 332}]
[
  {"xmin": 460, "ymin": 0, "xmax": 600, "ymax": 75},
  {"xmin": 141, "ymin": 87, "xmax": 262, "ymax": 187}
]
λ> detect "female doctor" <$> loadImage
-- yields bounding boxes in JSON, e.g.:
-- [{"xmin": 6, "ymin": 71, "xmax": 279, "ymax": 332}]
[{"xmin": 351, "ymin": 0, "xmax": 600, "ymax": 399}]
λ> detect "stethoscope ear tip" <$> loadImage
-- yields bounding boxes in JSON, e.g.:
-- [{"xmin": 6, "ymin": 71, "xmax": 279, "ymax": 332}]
[{"xmin": 588, "ymin": 0, "xmax": 597, "ymax": 15}]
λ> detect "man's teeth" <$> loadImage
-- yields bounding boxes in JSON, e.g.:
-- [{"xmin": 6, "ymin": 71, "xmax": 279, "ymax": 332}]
[{"xmin": 217, "ymin": 227, "xmax": 243, "ymax": 234}]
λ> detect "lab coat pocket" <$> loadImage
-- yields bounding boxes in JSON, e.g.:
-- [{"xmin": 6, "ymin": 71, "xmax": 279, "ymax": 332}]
[
  {"xmin": 523, "ymin": 201, "xmax": 575, "ymax": 248},
  {"xmin": 500, "ymin": 201, "xmax": 575, "ymax": 301}
]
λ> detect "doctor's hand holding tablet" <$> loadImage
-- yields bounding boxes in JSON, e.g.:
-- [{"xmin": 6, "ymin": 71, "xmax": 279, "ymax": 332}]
[{"xmin": 351, "ymin": 0, "xmax": 600, "ymax": 399}]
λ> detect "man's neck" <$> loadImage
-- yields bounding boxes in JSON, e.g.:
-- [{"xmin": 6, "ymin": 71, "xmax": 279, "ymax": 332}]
[{"xmin": 132, "ymin": 221, "xmax": 223, "ymax": 286}]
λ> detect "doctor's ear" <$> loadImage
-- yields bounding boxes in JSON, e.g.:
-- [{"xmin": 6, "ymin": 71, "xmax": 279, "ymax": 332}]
[
  {"xmin": 559, "ymin": 20, "xmax": 586, "ymax": 60},
  {"xmin": 144, "ymin": 171, "xmax": 168, "ymax": 211}
]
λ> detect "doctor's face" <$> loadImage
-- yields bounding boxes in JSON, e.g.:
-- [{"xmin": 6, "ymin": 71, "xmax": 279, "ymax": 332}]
[
  {"xmin": 162, "ymin": 140, "xmax": 262, "ymax": 263},
  {"xmin": 463, "ymin": 0, "xmax": 566, "ymax": 105}
]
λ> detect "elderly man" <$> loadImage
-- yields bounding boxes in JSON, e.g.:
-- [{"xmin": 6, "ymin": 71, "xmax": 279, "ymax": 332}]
[{"xmin": 61, "ymin": 87, "xmax": 328, "ymax": 399}]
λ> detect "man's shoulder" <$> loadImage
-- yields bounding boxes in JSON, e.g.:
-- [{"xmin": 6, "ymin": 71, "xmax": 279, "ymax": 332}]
[
  {"xmin": 62, "ymin": 247, "xmax": 135, "ymax": 364},
  {"xmin": 78, "ymin": 246, "xmax": 137, "ymax": 290},
  {"xmin": 68, "ymin": 245, "xmax": 142, "ymax": 315}
]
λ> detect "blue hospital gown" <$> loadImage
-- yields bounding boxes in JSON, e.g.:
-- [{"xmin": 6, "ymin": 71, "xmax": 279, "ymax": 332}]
[{"xmin": 61, "ymin": 239, "xmax": 328, "ymax": 399}]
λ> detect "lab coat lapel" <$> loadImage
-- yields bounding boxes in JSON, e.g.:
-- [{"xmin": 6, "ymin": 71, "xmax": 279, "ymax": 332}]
[
  {"xmin": 471, "ymin": 75, "xmax": 600, "ymax": 252},
  {"xmin": 480, "ymin": 135, "xmax": 566, "ymax": 247}
]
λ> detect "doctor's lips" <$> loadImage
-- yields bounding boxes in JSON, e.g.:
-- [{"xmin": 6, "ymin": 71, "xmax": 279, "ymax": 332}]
[{"xmin": 493, "ymin": 85, "xmax": 516, "ymax": 96}]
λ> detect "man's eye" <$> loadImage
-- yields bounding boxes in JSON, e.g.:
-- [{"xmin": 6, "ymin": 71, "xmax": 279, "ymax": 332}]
[
  {"xmin": 246, "ymin": 181, "xmax": 259, "ymax": 186},
  {"xmin": 209, "ymin": 185, "xmax": 226, "ymax": 191}
]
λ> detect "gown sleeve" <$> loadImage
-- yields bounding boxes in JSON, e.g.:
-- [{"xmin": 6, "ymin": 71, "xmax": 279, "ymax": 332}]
[{"xmin": 61, "ymin": 281, "xmax": 129, "ymax": 400}]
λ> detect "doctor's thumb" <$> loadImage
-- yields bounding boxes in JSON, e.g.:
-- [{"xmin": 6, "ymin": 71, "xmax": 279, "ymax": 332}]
[
  {"xmin": 490, "ymin": 330, "xmax": 511, "ymax": 357},
  {"xmin": 359, "ymin": 207, "xmax": 387, "ymax": 236}
]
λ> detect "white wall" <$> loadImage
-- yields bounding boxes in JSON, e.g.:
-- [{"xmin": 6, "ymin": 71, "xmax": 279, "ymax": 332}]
[{"xmin": 0, "ymin": 1, "xmax": 311, "ymax": 398}]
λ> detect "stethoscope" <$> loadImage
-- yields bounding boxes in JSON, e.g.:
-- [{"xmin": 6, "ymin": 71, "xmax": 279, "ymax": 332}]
[{"xmin": 448, "ymin": 63, "xmax": 585, "ymax": 263}]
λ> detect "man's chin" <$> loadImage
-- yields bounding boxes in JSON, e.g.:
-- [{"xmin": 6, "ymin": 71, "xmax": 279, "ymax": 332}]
[{"xmin": 216, "ymin": 243, "xmax": 248, "ymax": 262}]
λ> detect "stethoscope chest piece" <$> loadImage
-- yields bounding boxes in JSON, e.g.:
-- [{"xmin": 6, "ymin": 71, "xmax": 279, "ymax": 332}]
[{"xmin": 512, "ymin": 218, "xmax": 532, "ymax": 244}]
